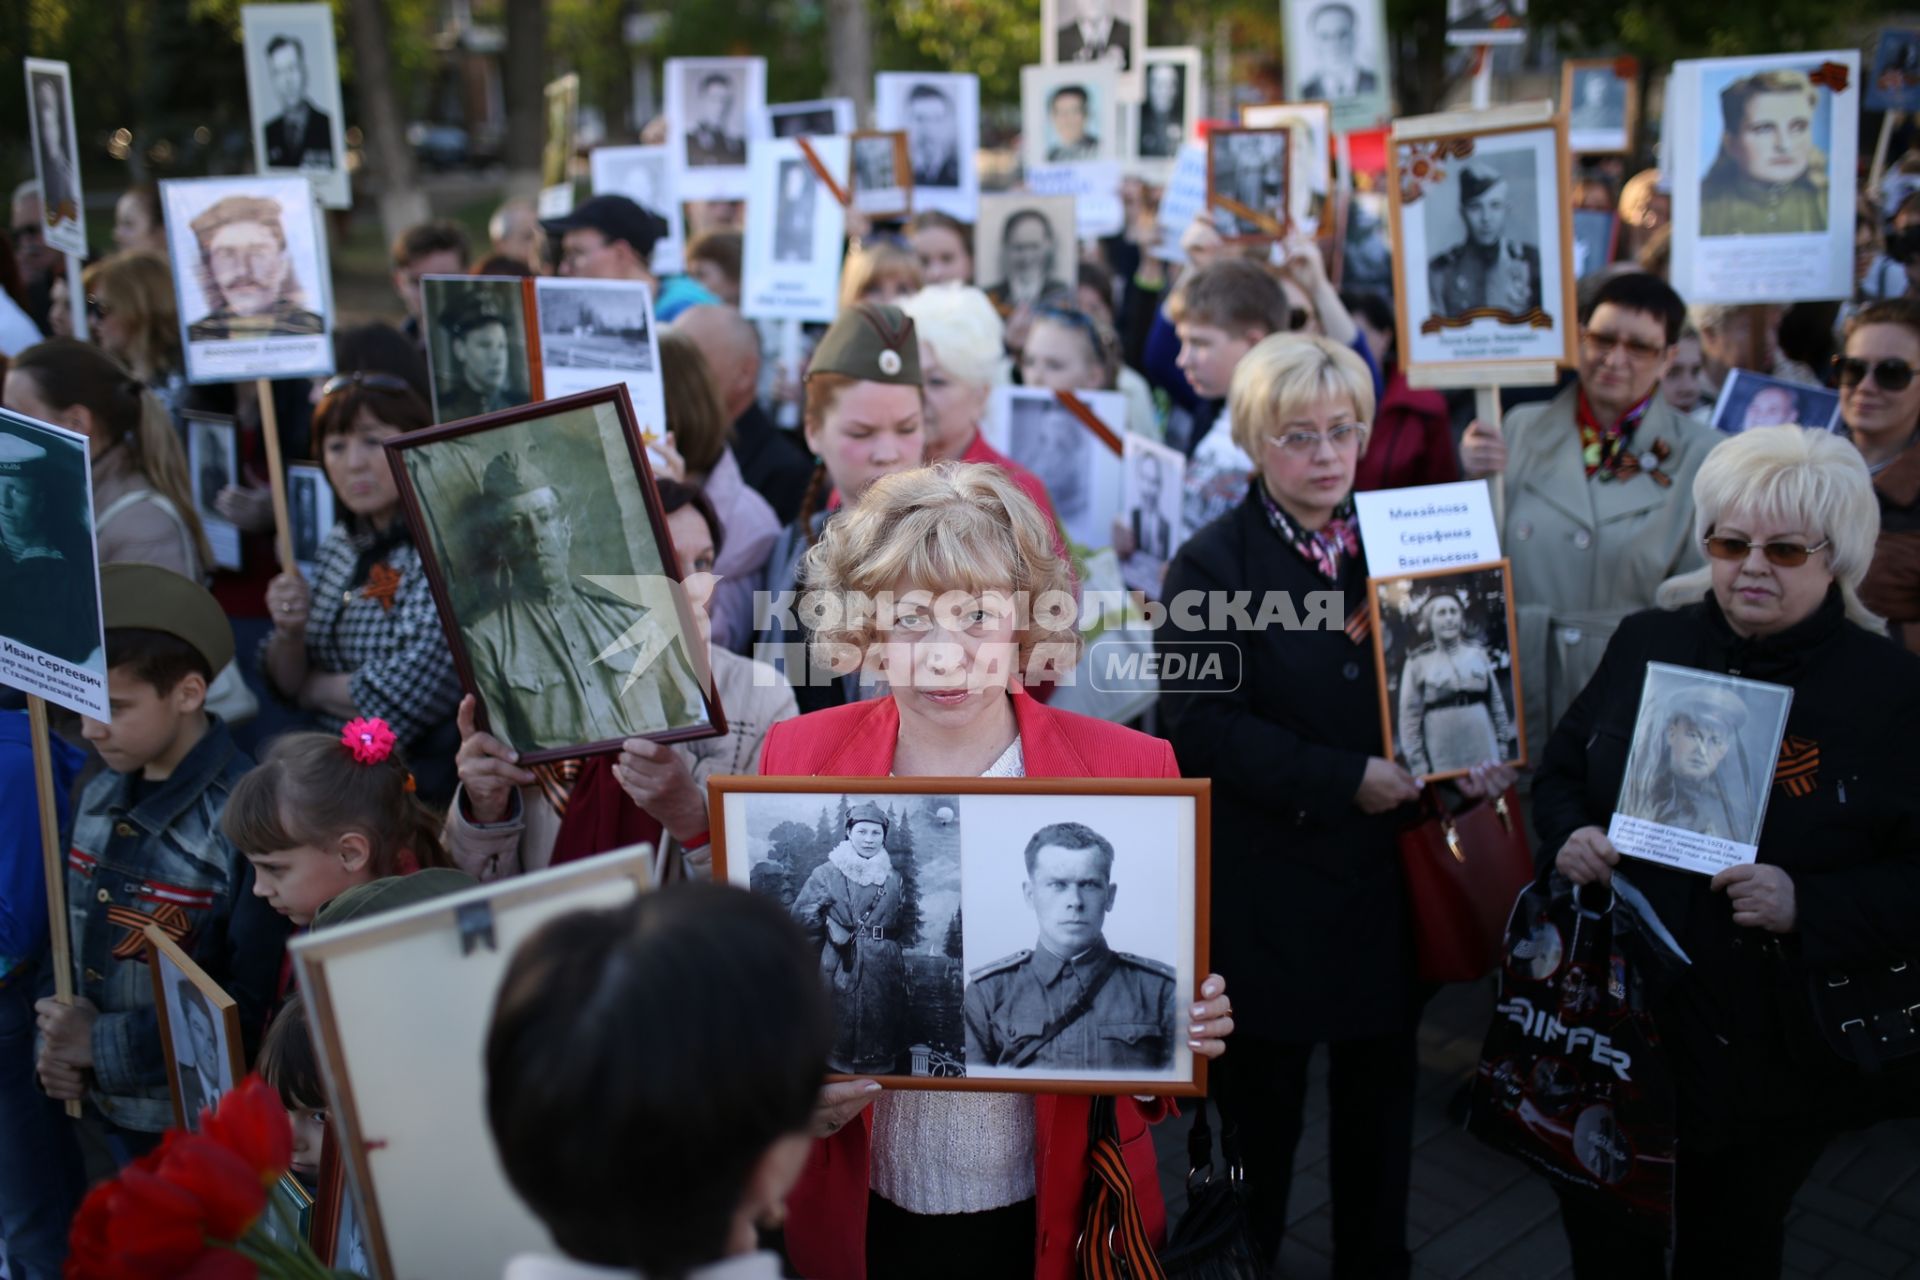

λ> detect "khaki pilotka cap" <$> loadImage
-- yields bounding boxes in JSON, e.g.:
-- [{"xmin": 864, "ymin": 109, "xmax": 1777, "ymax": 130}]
[
  {"xmin": 806, "ymin": 303, "xmax": 924, "ymax": 387},
  {"xmin": 100, "ymin": 563, "xmax": 235, "ymax": 673},
  {"xmin": 312, "ymin": 868, "xmax": 481, "ymax": 931}
]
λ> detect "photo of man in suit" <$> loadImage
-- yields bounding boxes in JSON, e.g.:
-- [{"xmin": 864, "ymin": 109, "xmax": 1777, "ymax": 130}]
[
  {"xmin": 1045, "ymin": 86, "xmax": 1101, "ymax": 163},
  {"xmin": 906, "ymin": 84, "xmax": 961, "ymax": 188},
  {"xmin": 1298, "ymin": 2, "xmax": 1380, "ymax": 102},
  {"xmin": 262, "ymin": 35, "xmax": 334, "ymax": 169},
  {"xmin": 30, "ymin": 72, "xmax": 80, "ymax": 228},
  {"xmin": 773, "ymin": 160, "xmax": 817, "ymax": 264},
  {"xmin": 1128, "ymin": 450, "xmax": 1172, "ymax": 560},
  {"xmin": 174, "ymin": 978, "xmax": 225, "ymax": 1128},
  {"xmin": 686, "ymin": 72, "xmax": 747, "ymax": 168},
  {"xmin": 1055, "ymin": 0, "xmax": 1133, "ymax": 71},
  {"xmin": 1137, "ymin": 62, "xmax": 1187, "ymax": 159},
  {"xmin": 1426, "ymin": 161, "xmax": 1542, "ymax": 320}
]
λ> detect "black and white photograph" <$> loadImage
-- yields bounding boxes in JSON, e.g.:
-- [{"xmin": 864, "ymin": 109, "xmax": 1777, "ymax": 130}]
[
  {"xmin": 1021, "ymin": 63, "xmax": 1120, "ymax": 174},
  {"xmin": 533, "ymin": 276, "xmax": 669, "ymax": 439},
  {"xmin": 1571, "ymin": 207, "xmax": 1617, "ymax": 281},
  {"xmin": 1120, "ymin": 434, "xmax": 1185, "ymax": 594},
  {"xmin": 1389, "ymin": 111, "xmax": 1575, "ymax": 377},
  {"xmin": 1207, "ymin": 127, "xmax": 1291, "ymax": 241},
  {"xmin": 316, "ymin": 1133, "xmax": 370, "ymax": 1272},
  {"xmin": 1708, "ymin": 369, "xmax": 1843, "ymax": 435},
  {"xmin": 1041, "ymin": 0, "xmax": 1145, "ymax": 99},
  {"xmin": 1132, "ymin": 48, "xmax": 1202, "ymax": 180},
  {"xmin": 989, "ymin": 385, "xmax": 1125, "ymax": 550},
  {"xmin": 255, "ymin": 1175, "xmax": 312, "ymax": 1253},
  {"xmin": 543, "ymin": 72, "xmax": 580, "ymax": 191},
  {"xmin": 974, "ymin": 194, "xmax": 1077, "ymax": 312},
  {"xmin": 769, "ymin": 97, "xmax": 855, "ymax": 139},
  {"xmin": 23, "ymin": 59, "xmax": 87, "ymax": 258},
  {"xmin": 589, "ymin": 144, "xmax": 687, "ymax": 275},
  {"xmin": 1563, "ymin": 59, "xmax": 1637, "ymax": 155},
  {"xmin": 287, "ymin": 461, "xmax": 334, "ymax": 581},
  {"xmin": 389, "ymin": 390, "xmax": 722, "ymax": 762},
  {"xmin": 666, "ymin": 57, "xmax": 767, "ymax": 202},
  {"xmin": 875, "ymin": 72, "xmax": 981, "ymax": 221},
  {"xmin": 421, "ymin": 275, "xmax": 536, "ymax": 425},
  {"xmin": 1445, "ymin": 0, "xmax": 1528, "ymax": 46},
  {"xmin": 1668, "ymin": 52, "xmax": 1858, "ymax": 305},
  {"xmin": 1281, "ymin": 0, "xmax": 1391, "ymax": 132},
  {"xmin": 146, "ymin": 925, "xmax": 245, "ymax": 1131},
  {"xmin": 1241, "ymin": 102, "xmax": 1333, "ymax": 231},
  {"xmin": 1607, "ymin": 663, "xmax": 1794, "ymax": 876},
  {"xmin": 1867, "ymin": 29, "xmax": 1920, "ymax": 113},
  {"xmin": 240, "ymin": 5, "xmax": 350, "ymax": 209},
  {"xmin": 713, "ymin": 778, "xmax": 1208, "ymax": 1092},
  {"xmin": 741, "ymin": 135, "xmax": 850, "ymax": 323},
  {"xmin": 161, "ymin": 175, "xmax": 334, "ymax": 383},
  {"xmin": 850, "ymin": 131, "xmax": 912, "ymax": 217},
  {"xmin": 186, "ymin": 412, "xmax": 243, "ymax": 571},
  {"xmin": 1369, "ymin": 562, "xmax": 1525, "ymax": 782},
  {"xmin": 0, "ymin": 410, "xmax": 106, "ymax": 715}
]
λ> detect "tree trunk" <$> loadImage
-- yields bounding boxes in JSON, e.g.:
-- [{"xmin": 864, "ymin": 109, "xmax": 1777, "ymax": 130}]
[
  {"xmin": 824, "ymin": 0, "xmax": 873, "ymax": 121},
  {"xmin": 503, "ymin": 0, "xmax": 550, "ymax": 176},
  {"xmin": 345, "ymin": 0, "xmax": 428, "ymax": 240}
]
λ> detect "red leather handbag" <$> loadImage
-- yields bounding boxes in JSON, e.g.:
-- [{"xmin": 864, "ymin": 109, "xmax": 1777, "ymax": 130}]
[{"xmin": 1396, "ymin": 786, "xmax": 1535, "ymax": 983}]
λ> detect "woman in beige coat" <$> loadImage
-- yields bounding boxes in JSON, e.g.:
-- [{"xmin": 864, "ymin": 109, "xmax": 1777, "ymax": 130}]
[{"xmin": 1461, "ymin": 273, "xmax": 1724, "ymax": 745}]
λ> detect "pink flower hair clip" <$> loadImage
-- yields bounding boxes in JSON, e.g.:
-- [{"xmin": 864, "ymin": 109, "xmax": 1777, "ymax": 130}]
[{"xmin": 341, "ymin": 717, "xmax": 397, "ymax": 765}]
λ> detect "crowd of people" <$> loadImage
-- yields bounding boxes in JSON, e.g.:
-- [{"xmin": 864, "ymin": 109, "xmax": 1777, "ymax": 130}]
[{"xmin": 2, "ymin": 60, "xmax": 1919, "ymax": 1280}]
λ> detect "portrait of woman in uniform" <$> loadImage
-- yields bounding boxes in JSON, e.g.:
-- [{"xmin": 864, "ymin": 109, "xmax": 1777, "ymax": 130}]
[{"xmin": 790, "ymin": 800, "xmax": 913, "ymax": 1075}]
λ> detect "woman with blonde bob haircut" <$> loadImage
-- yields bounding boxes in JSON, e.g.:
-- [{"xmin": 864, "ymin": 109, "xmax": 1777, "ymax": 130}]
[
  {"xmin": 763, "ymin": 460, "xmax": 1234, "ymax": 1280},
  {"xmin": 1533, "ymin": 423, "xmax": 1920, "ymax": 1278},
  {"xmin": 83, "ymin": 250, "xmax": 184, "ymax": 395}
]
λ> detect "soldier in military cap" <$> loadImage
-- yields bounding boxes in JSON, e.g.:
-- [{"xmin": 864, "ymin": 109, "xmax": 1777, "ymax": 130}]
[
  {"xmin": 436, "ymin": 291, "xmax": 529, "ymax": 423},
  {"xmin": 185, "ymin": 194, "xmax": 324, "ymax": 341},
  {"xmin": 964, "ymin": 819, "xmax": 1177, "ymax": 1072},
  {"xmin": 789, "ymin": 800, "xmax": 910, "ymax": 1073},
  {"xmin": 0, "ymin": 425, "xmax": 99, "ymax": 664},
  {"xmin": 1699, "ymin": 69, "xmax": 1828, "ymax": 238},
  {"xmin": 1426, "ymin": 162, "xmax": 1542, "ymax": 321},
  {"xmin": 462, "ymin": 447, "xmax": 709, "ymax": 754}
]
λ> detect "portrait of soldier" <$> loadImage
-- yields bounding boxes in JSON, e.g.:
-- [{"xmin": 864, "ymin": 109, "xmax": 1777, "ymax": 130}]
[
  {"xmin": 1700, "ymin": 69, "xmax": 1827, "ymax": 238},
  {"xmin": 0, "ymin": 430, "xmax": 99, "ymax": 664},
  {"xmin": 985, "ymin": 208, "xmax": 1071, "ymax": 311},
  {"xmin": 1137, "ymin": 62, "xmax": 1186, "ymax": 159},
  {"xmin": 1045, "ymin": 85, "xmax": 1101, "ymax": 163},
  {"xmin": 437, "ymin": 292, "xmax": 529, "ymax": 422},
  {"xmin": 1617, "ymin": 682, "xmax": 1759, "ymax": 840},
  {"xmin": 31, "ymin": 73, "xmax": 79, "ymax": 227},
  {"xmin": 789, "ymin": 802, "xmax": 910, "ymax": 1075},
  {"xmin": 173, "ymin": 978, "xmax": 225, "ymax": 1127},
  {"xmin": 1298, "ymin": 2, "xmax": 1379, "ymax": 102},
  {"xmin": 686, "ymin": 71, "xmax": 747, "ymax": 168},
  {"xmin": 1427, "ymin": 161, "xmax": 1542, "ymax": 320},
  {"xmin": 963, "ymin": 820, "xmax": 1177, "ymax": 1072},
  {"xmin": 185, "ymin": 195, "xmax": 324, "ymax": 341},
  {"xmin": 906, "ymin": 84, "xmax": 961, "ymax": 188},
  {"xmin": 261, "ymin": 34, "xmax": 334, "ymax": 169},
  {"xmin": 1569, "ymin": 69, "xmax": 1624, "ymax": 133}
]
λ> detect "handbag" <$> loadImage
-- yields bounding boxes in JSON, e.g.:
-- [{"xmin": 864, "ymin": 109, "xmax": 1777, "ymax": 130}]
[
  {"xmin": 1395, "ymin": 785, "xmax": 1534, "ymax": 983},
  {"xmin": 1809, "ymin": 958, "xmax": 1920, "ymax": 1076},
  {"xmin": 1076, "ymin": 1097, "xmax": 1167, "ymax": 1280},
  {"xmin": 1158, "ymin": 1100, "xmax": 1264, "ymax": 1280}
]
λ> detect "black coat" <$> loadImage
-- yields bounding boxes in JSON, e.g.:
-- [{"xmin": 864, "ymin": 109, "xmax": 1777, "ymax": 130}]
[
  {"xmin": 1533, "ymin": 589, "xmax": 1920, "ymax": 1143},
  {"xmin": 1158, "ymin": 488, "xmax": 1416, "ymax": 1042}
]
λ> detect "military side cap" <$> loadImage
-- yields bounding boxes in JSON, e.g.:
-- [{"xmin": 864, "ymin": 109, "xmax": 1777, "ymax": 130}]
[
  {"xmin": 0, "ymin": 431, "xmax": 48, "ymax": 473},
  {"xmin": 482, "ymin": 448, "xmax": 556, "ymax": 501},
  {"xmin": 100, "ymin": 563, "xmax": 235, "ymax": 673},
  {"xmin": 846, "ymin": 801, "xmax": 890, "ymax": 831},
  {"xmin": 312, "ymin": 868, "xmax": 481, "ymax": 931},
  {"xmin": 441, "ymin": 290, "xmax": 512, "ymax": 339},
  {"xmin": 1458, "ymin": 163, "xmax": 1505, "ymax": 203},
  {"xmin": 808, "ymin": 303, "xmax": 922, "ymax": 386}
]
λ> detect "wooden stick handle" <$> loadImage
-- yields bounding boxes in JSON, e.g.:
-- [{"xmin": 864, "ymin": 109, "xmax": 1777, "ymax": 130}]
[
  {"xmin": 256, "ymin": 378, "xmax": 296, "ymax": 574},
  {"xmin": 28, "ymin": 695, "xmax": 83, "ymax": 1119},
  {"xmin": 1476, "ymin": 385, "xmax": 1505, "ymax": 531}
]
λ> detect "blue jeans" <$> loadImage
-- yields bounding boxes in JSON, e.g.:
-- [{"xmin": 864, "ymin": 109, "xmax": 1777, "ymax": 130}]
[{"xmin": 0, "ymin": 974, "xmax": 85, "ymax": 1280}]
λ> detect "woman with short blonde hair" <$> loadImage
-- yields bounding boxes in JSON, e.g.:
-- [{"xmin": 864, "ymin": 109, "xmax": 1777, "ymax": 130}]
[{"xmin": 1226, "ymin": 332, "xmax": 1375, "ymax": 462}]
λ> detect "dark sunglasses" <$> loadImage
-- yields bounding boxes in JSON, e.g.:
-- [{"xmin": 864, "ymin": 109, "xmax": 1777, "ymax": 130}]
[
  {"xmin": 1831, "ymin": 355, "xmax": 1915, "ymax": 392},
  {"xmin": 319, "ymin": 371, "xmax": 413, "ymax": 398},
  {"xmin": 1703, "ymin": 534, "xmax": 1831, "ymax": 568}
]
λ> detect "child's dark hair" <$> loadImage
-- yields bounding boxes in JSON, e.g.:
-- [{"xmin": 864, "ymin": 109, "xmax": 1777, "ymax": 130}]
[
  {"xmin": 486, "ymin": 883, "xmax": 832, "ymax": 1277},
  {"xmin": 257, "ymin": 997, "xmax": 326, "ymax": 1111},
  {"xmin": 221, "ymin": 731, "xmax": 451, "ymax": 875},
  {"xmin": 105, "ymin": 627, "xmax": 213, "ymax": 696}
]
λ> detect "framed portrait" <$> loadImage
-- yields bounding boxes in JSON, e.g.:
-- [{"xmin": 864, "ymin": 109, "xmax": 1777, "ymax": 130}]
[
  {"xmin": 1607, "ymin": 663, "xmax": 1793, "ymax": 877},
  {"xmin": 1571, "ymin": 207, "xmax": 1617, "ymax": 281},
  {"xmin": 533, "ymin": 276, "xmax": 668, "ymax": 439},
  {"xmin": 589, "ymin": 144, "xmax": 687, "ymax": 275},
  {"xmin": 241, "ymin": 5, "xmax": 350, "ymax": 209},
  {"xmin": 287, "ymin": 461, "xmax": 335, "ymax": 581},
  {"xmin": 0, "ymin": 410, "xmax": 106, "ymax": 716},
  {"xmin": 1022, "ymin": 63, "xmax": 1121, "ymax": 175},
  {"xmin": 1867, "ymin": 30, "xmax": 1920, "ymax": 112},
  {"xmin": 741, "ymin": 136, "xmax": 851, "ymax": 324},
  {"xmin": 666, "ymin": 57, "xmax": 767, "ymax": 202},
  {"xmin": 1367, "ymin": 561, "xmax": 1526, "ymax": 784},
  {"xmin": 1708, "ymin": 369, "xmax": 1842, "ymax": 435},
  {"xmin": 1445, "ymin": 0, "xmax": 1527, "ymax": 46},
  {"xmin": 1120, "ymin": 433, "xmax": 1185, "ymax": 594},
  {"xmin": 186, "ymin": 411, "xmax": 243, "ymax": 571},
  {"xmin": 386, "ymin": 386, "xmax": 723, "ymax": 762},
  {"xmin": 1562, "ymin": 58, "xmax": 1639, "ymax": 156},
  {"xmin": 985, "ymin": 385, "xmax": 1126, "ymax": 550},
  {"xmin": 1280, "ymin": 0, "xmax": 1391, "ymax": 134},
  {"xmin": 1388, "ymin": 103, "xmax": 1576, "ymax": 388},
  {"xmin": 1207, "ymin": 127, "xmax": 1291, "ymax": 241},
  {"xmin": 875, "ymin": 72, "xmax": 981, "ymax": 221},
  {"xmin": 420, "ymin": 275, "xmax": 539, "ymax": 426},
  {"xmin": 973, "ymin": 194, "xmax": 1078, "ymax": 314},
  {"xmin": 1668, "ymin": 51, "xmax": 1859, "ymax": 306},
  {"xmin": 161, "ymin": 174, "xmax": 334, "ymax": 384},
  {"xmin": 293, "ymin": 851, "xmax": 655, "ymax": 1280},
  {"xmin": 543, "ymin": 72, "xmax": 580, "ymax": 191},
  {"xmin": 850, "ymin": 131, "xmax": 913, "ymax": 218},
  {"xmin": 1241, "ymin": 102, "xmax": 1335, "ymax": 230},
  {"xmin": 257, "ymin": 1173, "xmax": 313, "ymax": 1253},
  {"xmin": 769, "ymin": 97, "xmax": 856, "ymax": 139},
  {"xmin": 711, "ymin": 777, "xmax": 1210, "ymax": 1094},
  {"xmin": 22, "ymin": 59, "xmax": 87, "ymax": 257},
  {"xmin": 1130, "ymin": 48, "xmax": 1202, "ymax": 182},
  {"xmin": 145, "ymin": 924, "xmax": 245, "ymax": 1131}
]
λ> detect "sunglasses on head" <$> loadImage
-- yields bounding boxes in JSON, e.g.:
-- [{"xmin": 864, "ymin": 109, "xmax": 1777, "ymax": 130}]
[
  {"xmin": 1832, "ymin": 355, "xmax": 1915, "ymax": 392},
  {"xmin": 319, "ymin": 371, "xmax": 413, "ymax": 398},
  {"xmin": 1703, "ymin": 534, "xmax": 1830, "ymax": 568}
]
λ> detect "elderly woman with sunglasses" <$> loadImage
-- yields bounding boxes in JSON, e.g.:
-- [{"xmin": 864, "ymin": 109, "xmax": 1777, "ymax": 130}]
[
  {"xmin": 1460, "ymin": 272, "xmax": 1724, "ymax": 749},
  {"xmin": 1836, "ymin": 298, "xmax": 1920, "ymax": 651},
  {"xmin": 1532, "ymin": 425, "xmax": 1920, "ymax": 1278}
]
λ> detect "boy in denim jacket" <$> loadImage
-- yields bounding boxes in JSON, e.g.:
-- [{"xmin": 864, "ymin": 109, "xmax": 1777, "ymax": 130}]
[{"xmin": 34, "ymin": 564, "xmax": 291, "ymax": 1161}]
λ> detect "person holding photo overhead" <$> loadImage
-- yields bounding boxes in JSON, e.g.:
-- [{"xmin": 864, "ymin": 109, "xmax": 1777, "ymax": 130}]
[
  {"xmin": 1700, "ymin": 69, "xmax": 1828, "ymax": 237},
  {"xmin": 1427, "ymin": 162, "xmax": 1541, "ymax": 320},
  {"xmin": 261, "ymin": 35, "xmax": 334, "ymax": 169},
  {"xmin": 789, "ymin": 803, "xmax": 909, "ymax": 1075},
  {"xmin": 1396, "ymin": 592, "xmax": 1515, "ymax": 777}
]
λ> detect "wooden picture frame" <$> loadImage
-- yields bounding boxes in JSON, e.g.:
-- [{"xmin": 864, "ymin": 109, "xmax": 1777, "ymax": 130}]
[
  {"xmin": 1366, "ymin": 560, "xmax": 1527, "ymax": 784},
  {"xmin": 1387, "ymin": 101, "xmax": 1577, "ymax": 389},
  {"xmin": 1206, "ymin": 126, "xmax": 1291, "ymax": 242},
  {"xmin": 385, "ymin": 385, "xmax": 726, "ymax": 765},
  {"xmin": 711, "ymin": 776, "xmax": 1211, "ymax": 1097},
  {"xmin": 420, "ymin": 275, "xmax": 542, "ymax": 426},
  {"xmin": 1240, "ymin": 101, "xmax": 1333, "ymax": 231},
  {"xmin": 311, "ymin": 1126, "xmax": 365, "ymax": 1270},
  {"xmin": 849, "ymin": 130, "xmax": 914, "ymax": 218},
  {"xmin": 1561, "ymin": 57, "xmax": 1640, "ymax": 156},
  {"xmin": 257, "ymin": 1171, "xmax": 314, "ymax": 1254},
  {"xmin": 145, "ymin": 924, "xmax": 247, "ymax": 1131}
]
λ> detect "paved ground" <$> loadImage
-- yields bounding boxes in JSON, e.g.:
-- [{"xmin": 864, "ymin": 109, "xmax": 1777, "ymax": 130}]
[{"xmin": 1152, "ymin": 981, "xmax": 1920, "ymax": 1279}]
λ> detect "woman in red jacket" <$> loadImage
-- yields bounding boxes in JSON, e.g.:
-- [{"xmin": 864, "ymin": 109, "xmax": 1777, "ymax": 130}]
[{"xmin": 760, "ymin": 462, "xmax": 1232, "ymax": 1280}]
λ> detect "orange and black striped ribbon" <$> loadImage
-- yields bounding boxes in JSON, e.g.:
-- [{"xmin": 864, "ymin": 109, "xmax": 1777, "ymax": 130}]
[{"xmin": 1774, "ymin": 735, "xmax": 1819, "ymax": 799}]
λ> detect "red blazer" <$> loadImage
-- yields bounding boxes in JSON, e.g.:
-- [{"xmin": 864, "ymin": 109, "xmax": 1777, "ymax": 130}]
[{"xmin": 761, "ymin": 688, "xmax": 1179, "ymax": 1280}]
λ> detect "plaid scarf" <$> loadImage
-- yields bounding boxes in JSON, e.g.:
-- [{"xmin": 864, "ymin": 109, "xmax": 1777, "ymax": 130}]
[{"xmin": 1257, "ymin": 479, "xmax": 1359, "ymax": 583}]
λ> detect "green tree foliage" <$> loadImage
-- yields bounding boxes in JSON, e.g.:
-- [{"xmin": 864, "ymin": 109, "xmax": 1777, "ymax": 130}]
[{"xmin": 885, "ymin": 802, "xmax": 925, "ymax": 951}]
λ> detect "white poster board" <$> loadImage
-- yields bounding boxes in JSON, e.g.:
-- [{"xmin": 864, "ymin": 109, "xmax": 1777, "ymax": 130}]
[
  {"xmin": 0, "ymin": 411, "xmax": 107, "ymax": 718},
  {"xmin": 241, "ymin": 4, "xmax": 352, "ymax": 209},
  {"xmin": 740, "ymin": 137, "xmax": 851, "ymax": 324}
]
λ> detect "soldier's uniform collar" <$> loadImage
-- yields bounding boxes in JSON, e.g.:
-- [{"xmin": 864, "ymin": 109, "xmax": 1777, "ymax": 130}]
[{"xmin": 1031, "ymin": 935, "xmax": 1113, "ymax": 985}]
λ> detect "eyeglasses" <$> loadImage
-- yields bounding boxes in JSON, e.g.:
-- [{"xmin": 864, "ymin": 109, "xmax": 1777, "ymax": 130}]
[
  {"xmin": 1832, "ymin": 356, "xmax": 1916, "ymax": 392},
  {"xmin": 85, "ymin": 295, "xmax": 109, "ymax": 322},
  {"xmin": 319, "ymin": 371, "xmax": 413, "ymax": 398},
  {"xmin": 1265, "ymin": 422, "xmax": 1366, "ymax": 455},
  {"xmin": 1702, "ymin": 534, "xmax": 1831, "ymax": 567},
  {"xmin": 1582, "ymin": 328, "xmax": 1667, "ymax": 363}
]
